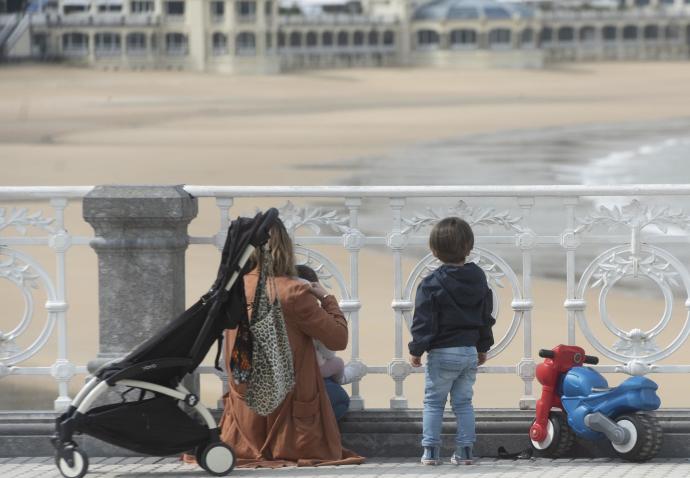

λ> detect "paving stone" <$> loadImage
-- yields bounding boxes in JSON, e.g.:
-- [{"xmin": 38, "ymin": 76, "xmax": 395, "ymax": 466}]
[{"xmin": 3, "ymin": 457, "xmax": 690, "ymax": 478}]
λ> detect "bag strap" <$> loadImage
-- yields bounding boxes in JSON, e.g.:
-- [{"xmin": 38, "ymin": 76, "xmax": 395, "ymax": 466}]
[{"xmin": 252, "ymin": 244, "xmax": 280, "ymax": 316}]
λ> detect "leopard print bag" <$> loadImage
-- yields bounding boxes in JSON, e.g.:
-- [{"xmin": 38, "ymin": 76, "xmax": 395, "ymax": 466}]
[{"xmin": 245, "ymin": 245, "xmax": 296, "ymax": 416}]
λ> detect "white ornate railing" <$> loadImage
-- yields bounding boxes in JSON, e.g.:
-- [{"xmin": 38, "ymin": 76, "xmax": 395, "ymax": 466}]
[{"xmin": 2, "ymin": 185, "xmax": 690, "ymax": 411}]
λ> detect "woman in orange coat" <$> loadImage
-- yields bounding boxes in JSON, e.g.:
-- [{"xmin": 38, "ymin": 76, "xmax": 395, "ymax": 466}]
[{"xmin": 219, "ymin": 219, "xmax": 364, "ymax": 468}]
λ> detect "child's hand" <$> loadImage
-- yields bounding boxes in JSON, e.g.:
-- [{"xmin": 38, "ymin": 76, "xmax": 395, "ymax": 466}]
[
  {"xmin": 478, "ymin": 352, "xmax": 487, "ymax": 366},
  {"xmin": 409, "ymin": 355, "xmax": 422, "ymax": 367}
]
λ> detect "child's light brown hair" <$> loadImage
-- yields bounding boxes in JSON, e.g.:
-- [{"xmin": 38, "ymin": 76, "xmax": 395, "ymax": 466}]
[{"xmin": 429, "ymin": 217, "xmax": 474, "ymax": 264}]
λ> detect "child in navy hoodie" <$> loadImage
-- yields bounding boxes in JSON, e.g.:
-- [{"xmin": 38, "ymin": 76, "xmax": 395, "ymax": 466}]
[{"xmin": 408, "ymin": 217, "xmax": 495, "ymax": 466}]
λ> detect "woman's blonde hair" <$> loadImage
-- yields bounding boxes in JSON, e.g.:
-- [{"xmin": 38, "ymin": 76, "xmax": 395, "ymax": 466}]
[{"xmin": 253, "ymin": 218, "xmax": 297, "ymax": 277}]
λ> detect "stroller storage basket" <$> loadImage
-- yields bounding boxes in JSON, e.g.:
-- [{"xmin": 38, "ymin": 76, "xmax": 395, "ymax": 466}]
[{"xmin": 79, "ymin": 395, "xmax": 210, "ymax": 456}]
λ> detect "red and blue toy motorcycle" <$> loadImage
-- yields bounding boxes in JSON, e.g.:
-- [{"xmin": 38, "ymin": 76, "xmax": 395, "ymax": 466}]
[{"xmin": 529, "ymin": 344, "xmax": 662, "ymax": 462}]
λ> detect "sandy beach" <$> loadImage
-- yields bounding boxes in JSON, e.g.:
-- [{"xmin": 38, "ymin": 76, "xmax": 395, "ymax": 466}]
[{"xmin": 2, "ymin": 62, "xmax": 690, "ymax": 410}]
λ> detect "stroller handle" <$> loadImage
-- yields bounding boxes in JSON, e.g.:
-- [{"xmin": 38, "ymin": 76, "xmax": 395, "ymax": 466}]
[{"xmin": 251, "ymin": 208, "xmax": 280, "ymax": 246}]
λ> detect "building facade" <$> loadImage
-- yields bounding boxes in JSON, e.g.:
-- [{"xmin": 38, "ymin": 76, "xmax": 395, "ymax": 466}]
[{"xmin": 0, "ymin": 0, "xmax": 689, "ymax": 72}]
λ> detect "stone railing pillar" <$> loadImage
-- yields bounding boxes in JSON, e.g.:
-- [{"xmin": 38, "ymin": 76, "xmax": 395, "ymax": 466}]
[{"xmin": 82, "ymin": 185, "xmax": 198, "ymax": 372}]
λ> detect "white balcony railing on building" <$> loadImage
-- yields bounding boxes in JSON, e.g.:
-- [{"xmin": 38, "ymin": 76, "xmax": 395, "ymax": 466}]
[
  {"xmin": 29, "ymin": 12, "xmax": 160, "ymax": 26},
  {"xmin": 2, "ymin": 185, "xmax": 690, "ymax": 412}
]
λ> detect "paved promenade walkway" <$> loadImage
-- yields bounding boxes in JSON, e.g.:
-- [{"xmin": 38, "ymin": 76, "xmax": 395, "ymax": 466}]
[{"xmin": 2, "ymin": 457, "xmax": 690, "ymax": 478}]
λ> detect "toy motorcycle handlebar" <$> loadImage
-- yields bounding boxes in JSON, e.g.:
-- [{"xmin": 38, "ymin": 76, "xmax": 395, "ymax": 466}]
[
  {"xmin": 538, "ymin": 349, "xmax": 599, "ymax": 364},
  {"xmin": 584, "ymin": 355, "xmax": 599, "ymax": 364}
]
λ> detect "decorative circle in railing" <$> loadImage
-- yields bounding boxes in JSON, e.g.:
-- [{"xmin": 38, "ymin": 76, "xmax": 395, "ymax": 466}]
[
  {"xmin": 402, "ymin": 247, "xmax": 523, "ymax": 359},
  {"xmin": 294, "ymin": 244, "xmax": 352, "ymax": 303},
  {"xmin": 0, "ymin": 248, "xmax": 58, "ymax": 366},
  {"xmin": 575, "ymin": 244, "xmax": 690, "ymax": 364}
]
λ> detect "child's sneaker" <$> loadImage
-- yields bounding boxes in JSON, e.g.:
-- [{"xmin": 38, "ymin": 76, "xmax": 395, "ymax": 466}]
[
  {"xmin": 421, "ymin": 446, "xmax": 442, "ymax": 465},
  {"xmin": 451, "ymin": 446, "xmax": 474, "ymax": 465}
]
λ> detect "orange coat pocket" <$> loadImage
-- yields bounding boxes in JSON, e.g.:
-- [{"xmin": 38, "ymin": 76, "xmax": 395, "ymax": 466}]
[{"xmin": 292, "ymin": 393, "xmax": 324, "ymax": 453}]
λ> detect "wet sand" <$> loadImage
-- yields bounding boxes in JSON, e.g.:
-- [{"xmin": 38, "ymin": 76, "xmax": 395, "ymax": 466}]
[{"xmin": 2, "ymin": 63, "xmax": 690, "ymax": 409}]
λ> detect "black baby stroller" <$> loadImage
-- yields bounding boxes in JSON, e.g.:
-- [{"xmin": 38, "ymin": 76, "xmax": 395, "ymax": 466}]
[{"xmin": 52, "ymin": 208, "xmax": 279, "ymax": 478}]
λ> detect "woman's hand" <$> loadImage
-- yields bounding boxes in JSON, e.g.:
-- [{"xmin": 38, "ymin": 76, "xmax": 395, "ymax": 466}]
[
  {"xmin": 409, "ymin": 355, "xmax": 422, "ymax": 367},
  {"xmin": 308, "ymin": 282, "xmax": 330, "ymax": 301}
]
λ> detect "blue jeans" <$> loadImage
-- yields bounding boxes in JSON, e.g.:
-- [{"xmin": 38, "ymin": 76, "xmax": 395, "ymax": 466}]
[
  {"xmin": 422, "ymin": 346, "xmax": 478, "ymax": 447},
  {"xmin": 324, "ymin": 377, "xmax": 350, "ymax": 421}
]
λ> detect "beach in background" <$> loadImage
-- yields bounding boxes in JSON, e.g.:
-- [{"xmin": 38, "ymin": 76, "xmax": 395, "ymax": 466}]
[{"xmin": 2, "ymin": 62, "xmax": 690, "ymax": 410}]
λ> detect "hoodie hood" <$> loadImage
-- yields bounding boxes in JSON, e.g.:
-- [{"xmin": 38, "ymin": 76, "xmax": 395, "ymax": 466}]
[{"xmin": 425, "ymin": 262, "xmax": 488, "ymax": 306}]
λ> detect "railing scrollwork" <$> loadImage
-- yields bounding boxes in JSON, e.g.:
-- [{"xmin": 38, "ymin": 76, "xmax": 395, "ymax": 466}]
[{"xmin": 3, "ymin": 186, "xmax": 690, "ymax": 412}]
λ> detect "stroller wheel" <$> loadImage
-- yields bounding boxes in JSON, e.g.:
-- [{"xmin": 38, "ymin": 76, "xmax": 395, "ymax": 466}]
[
  {"xmin": 200, "ymin": 443, "xmax": 235, "ymax": 476},
  {"xmin": 195, "ymin": 444, "xmax": 209, "ymax": 472},
  {"xmin": 55, "ymin": 446, "xmax": 89, "ymax": 478}
]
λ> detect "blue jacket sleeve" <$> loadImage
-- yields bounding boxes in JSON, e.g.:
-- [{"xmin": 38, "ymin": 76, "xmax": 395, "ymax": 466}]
[{"xmin": 408, "ymin": 283, "xmax": 435, "ymax": 357}]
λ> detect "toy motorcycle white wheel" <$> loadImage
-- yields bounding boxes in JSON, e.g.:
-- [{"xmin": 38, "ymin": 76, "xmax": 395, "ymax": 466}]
[
  {"xmin": 55, "ymin": 446, "xmax": 89, "ymax": 478},
  {"xmin": 612, "ymin": 413, "xmax": 662, "ymax": 462},
  {"xmin": 530, "ymin": 412, "xmax": 576, "ymax": 458},
  {"xmin": 200, "ymin": 443, "xmax": 235, "ymax": 476}
]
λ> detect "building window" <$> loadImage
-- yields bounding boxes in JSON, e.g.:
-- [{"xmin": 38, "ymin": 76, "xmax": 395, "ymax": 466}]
[
  {"xmin": 236, "ymin": 0, "xmax": 256, "ymax": 20},
  {"xmin": 539, "ymin": 27, "xmax": 553, "ymax": 44},
  {"xmin": 322, "ymin": 31, "xmax": 333, "ymax": 47},
  {"xmin": 277, "ymin": 31, "xmax": 285, "ymax": 48},
  {"xmin": 383, "ymin": 30, "xmax": 394, "ymax": 46},
  {"xmin": 557, "ymin": 27, "xmax": 574, "ymax": 43},
  {"xmin": 488, "ymin": 28, "xmax": 511, "ymax": 48},
  {"xmin": 622, "ymin": 25, "xmax": 638, "ymax": 41},
  {"xmin": 520, "ymin": 28, "xmax": 533, "ymax": 46},
  {"xmin": 602, "ymin": 25, "xmax": 616, "ymax": 41},
  {"xmin": 665, "ymin": 24, "xmax": 680, "ymax": 40},
  {"xmin": 635, "ymin": 0, "xmax": 650, "ymax": 5},
  {"xmin": 62, "ymin": 32, "xmax": 88, "ymax": 54},
  {"xmin": 643, "ymin": 24, "xmax": 659, "ymax": 40},
  {"xmin": 126, "ymin": 32, "xmax": 147, "ymax": 53},
  {"xmin": 98, "ymin": 3, "xmax": 122, "ymax": 12},
  {"xmin": 165, "ymin": 0, "xmax": 184, "ymax": 15},
  {"xmin": 417, "ymin": 29, "xmax": 439, "ymax": 48},
  {"xmin": 236, "ymin": 31, "xmax": 255, "ymax": 55},
  {"xmin": 337, "ymin": 31, "xmax": 348, "ymax": 46},
  {"xmin": 579, "ymin": 26, "xmax": 595, "ymax": 42},
  {"xmin": 95, "ymin": 32, "xmax": 121, "ymax": 55},
  {"xmin": 165, "ymin": 32, "xmax": 188, "ymax": 55},
  {"xmin": 212, "ymin": 32, "xmax": 228, "ymax": 54},
  {"xmin": 264, "ymin": 0, "xmax": 272, "ymax": 15},
  {"xmin": 353, "ymin": 30, "xmax": 364, "ymax": 46},
  {"xmin": 306, "ymin": 31, "xmax": 317, "ymax": 47},
  {"xmin": 63, "ymin": 5, "xmax": 88, "ymax": 13},
  {"xmin": 368, "ymin": 30, "xmax": 378, "ymax": 45},
  {"xmin": 450, "ymin": 29, "xmax": 476, "ymax": 48},
  {"xmin": 210, "ymin": 1, "xmax": 224, "ymax": 18},
  {"xmin": 289, "ymin": 31, "xmax": 301, "ymax": 47},
  {"xmin": 130, "ymin": 0, "xmax": 154, "ymax": 12}
]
